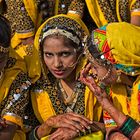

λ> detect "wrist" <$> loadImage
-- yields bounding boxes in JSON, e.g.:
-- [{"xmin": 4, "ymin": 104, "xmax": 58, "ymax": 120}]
[
  {"xmin": 37, "ymin": 121, "xmax": 52, "ymax": 138},
  {"xmin": 100, "ymin": 97, "xmax": 112, "ymax": 109}
]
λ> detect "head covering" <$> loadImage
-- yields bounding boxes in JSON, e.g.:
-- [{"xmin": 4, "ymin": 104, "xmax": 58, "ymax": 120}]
[
  {"xmin": 28, "ymin": 3, "xmax": 89, "ymax": 82},
  {"xmin": 85, "ymin": 22, "xmax": 140, "ymax": 76}
]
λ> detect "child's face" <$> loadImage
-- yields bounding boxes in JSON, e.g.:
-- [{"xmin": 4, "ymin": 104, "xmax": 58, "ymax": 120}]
[{"xmin": 89, "ymin": 59, "xmax": 117, "ymax": 85}]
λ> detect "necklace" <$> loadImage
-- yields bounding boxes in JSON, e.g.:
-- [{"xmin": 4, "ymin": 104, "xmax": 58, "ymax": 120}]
[{"xmin": 58, "ymin": 80, "xmax": 82, "ymax": 113}]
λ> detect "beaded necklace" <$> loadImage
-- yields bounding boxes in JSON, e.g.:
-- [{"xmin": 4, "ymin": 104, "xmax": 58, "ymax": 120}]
[{"xmin": 58, "ymin": 80, "xmax": 83, "ymax": 113}]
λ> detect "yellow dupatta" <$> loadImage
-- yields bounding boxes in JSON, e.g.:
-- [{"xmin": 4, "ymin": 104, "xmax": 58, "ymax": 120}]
[
  {"xmin": 85, "ymin": 0, "xmax": 140, "ymax": 27},
  {"xmin": 30, "ymin": 14, "xmax": 104, "ymax": 139},
  {"xmin": 11, "ymin": 0, "xmax": 39, "ymax": 58},
  {"xmin": 106, "ymin": 22, "xmax": 140, "ymax": 121},
  {"xmin": 0, "ymin": 48, "xmax": 26, "ymax": 103},
  {"xmin": 0, "ymin": 48, "xmax": 27, "ymax": 140}
]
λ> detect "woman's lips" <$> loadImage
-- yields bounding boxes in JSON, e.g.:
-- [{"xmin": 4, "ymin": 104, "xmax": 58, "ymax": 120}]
[{"xmin": 53, "ymin": 70, "xmax": 65, "ymax": 76}]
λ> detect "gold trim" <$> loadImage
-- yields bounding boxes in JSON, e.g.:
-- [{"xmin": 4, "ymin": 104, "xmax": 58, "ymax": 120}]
[
  {"xmin": 0, "ymin": 46, "xmax": 9, "ymax": 53},
  {"xmin": 42, "ymin": 28, "xmax": 80, "ymax": 45}
]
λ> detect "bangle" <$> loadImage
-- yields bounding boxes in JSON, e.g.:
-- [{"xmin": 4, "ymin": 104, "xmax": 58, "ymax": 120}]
[
  {"xmin": 116, "ymin": 71, "xmax": 121, "ymax": 83},
  {"xmin": 107, "ymin": 128, "xmax": 119, "ymax": 140},
  {"xmin": 29, "ymin": 126, "xmax": 40, "ymax": 140},
  {"xmin": 119, "ymin": 115, "xmax": 139, "ymax": 139}
]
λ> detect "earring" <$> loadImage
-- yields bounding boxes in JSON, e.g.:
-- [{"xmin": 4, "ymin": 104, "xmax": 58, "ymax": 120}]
[{"xmin": 116, "ymin": 72, "xmax": 121, "ymax": 83}]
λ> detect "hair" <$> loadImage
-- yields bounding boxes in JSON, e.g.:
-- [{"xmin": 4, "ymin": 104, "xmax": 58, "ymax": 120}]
[
  {"xmin": 41, "ymin": 33, "xmax": 83, "ymax": 53},
  {"xmin": 0, "ymin": 15, "xmax": 11, "ymax": 48}
]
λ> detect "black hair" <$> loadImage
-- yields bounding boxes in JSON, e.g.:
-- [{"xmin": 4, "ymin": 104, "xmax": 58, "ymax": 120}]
[{"xmin": 0, "ymin": 15, "xmax": 11, "ymax": 48}]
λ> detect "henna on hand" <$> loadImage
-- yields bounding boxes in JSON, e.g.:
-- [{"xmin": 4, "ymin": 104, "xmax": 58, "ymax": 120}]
[
  {"xmin": 37, "ymin": 112, "xmax": 92, "ymax": 138},
  {"xmin": 49, "ymin": 127, "xmax": 78, "ymax": 140}
]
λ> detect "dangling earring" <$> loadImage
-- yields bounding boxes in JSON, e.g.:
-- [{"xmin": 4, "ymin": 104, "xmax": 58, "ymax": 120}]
[{"xmin": 116, "ymin": 71, "xmax": 121, "ymax": 83}]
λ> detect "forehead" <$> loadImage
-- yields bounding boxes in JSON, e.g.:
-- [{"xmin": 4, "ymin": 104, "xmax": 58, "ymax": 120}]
[{"xmin": 43, "ymin": 37, "xmax": 75, "ymax": 52}]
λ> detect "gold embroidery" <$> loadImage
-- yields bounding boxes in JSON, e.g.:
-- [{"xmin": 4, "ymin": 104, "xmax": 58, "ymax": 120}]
[{"xmin": 0, "ymin": 46, "xmax": 9, "ymax": 53}]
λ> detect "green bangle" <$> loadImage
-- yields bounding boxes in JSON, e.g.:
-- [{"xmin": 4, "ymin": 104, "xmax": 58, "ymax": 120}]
[
  {"xmin": 119, "ymin": 115, "xmax": 139, "ymax": 139},
  {"xmin": 29, "ymin": 126, "xmax": 40, "ymax": 140}
]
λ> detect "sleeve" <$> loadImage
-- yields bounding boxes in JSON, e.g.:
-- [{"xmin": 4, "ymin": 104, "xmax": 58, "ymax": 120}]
[
  {"xmin": 15, "ymin": 0, "xmax": 35, "ymax": 34},
  {"xmin": 103, "ymin": 110, "xmax": 117, "ymax": 128},
  {"xmin": 130, "ymin": 0, "xmax": 140, "ymax": 16},
  {"xmin": 1, "ymin": 72, "xmax": 31, "ymax": 129}
]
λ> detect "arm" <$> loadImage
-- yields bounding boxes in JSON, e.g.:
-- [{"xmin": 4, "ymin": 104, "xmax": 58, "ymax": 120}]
[
  {"xmin": 36, "ymin": 112, "xmax": 92, "ymax": 139},
  {"xmin": 80, "ymin": 66, "xmax": 140, "ymax": 140},
  {"xmin": 130, "ymin": 0, "xmax": 140, "ymax": 26},
  {"xmin": 27, "ymin": 112, "xmax": 93, "ymax": 139},
  {"xmin": 0, "ymin": 72, "xmax": 31, "ymax": 140},
  {"xmin": 131, "ymin": 15, "xmax": 140, "ymax": 26}
]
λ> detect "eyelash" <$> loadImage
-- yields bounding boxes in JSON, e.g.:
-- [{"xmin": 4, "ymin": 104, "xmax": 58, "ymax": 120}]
[
  {"xmin": 61, "ymin": 52, "xmax": 71, "ymax": 57},
  {"xmin": 44, "ymin": 53, "xmax": 53, "ymax": 58},
  {"xmin": 44, "ymin": 52, "xmax": 72, "ymax": 57}
]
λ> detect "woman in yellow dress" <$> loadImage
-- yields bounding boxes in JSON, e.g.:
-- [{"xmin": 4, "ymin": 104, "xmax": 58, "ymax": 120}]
[
  {"xmin": 24, "ymin": 7, "xmax": 106, "ymax": 139},
  {"xmin": 85, "ymin": 0, "xmax": 140, "ymax": 27},
  {"xmin": 80, "ymin": 22, "xmax": 140, "ymax": 139},
  {"xmin": 0, "ymin": 15, "xmax": 31, "ymax": 140}
]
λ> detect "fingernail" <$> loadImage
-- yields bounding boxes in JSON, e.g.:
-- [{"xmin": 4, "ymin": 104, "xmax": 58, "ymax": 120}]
[
  {"xmin": 90, "ymin": 121, "xmax": 93, "ymax": 124},
  {"xmin": 82, "ymin": 129, "xmax": 85, "ymax": 132},
  {"xmin": 76, "ymin": 129, "xmax": 79, "ymax": 133},
  {"xmin": 87, "ymin": 126, "xmax": 91, "ymax": 130}
]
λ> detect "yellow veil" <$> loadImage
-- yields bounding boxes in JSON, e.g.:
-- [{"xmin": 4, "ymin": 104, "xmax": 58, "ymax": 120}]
[
  {"xmin": 86, "ymin": 22, "xmax": 140, "ymax": 122},
  {"xmin": 30, "ymin": 11, "xmax": 103, "ymax": 139}
]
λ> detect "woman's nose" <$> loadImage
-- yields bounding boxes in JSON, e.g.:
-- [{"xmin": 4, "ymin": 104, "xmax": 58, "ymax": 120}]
[{"xmin": 54, "ymin": 56, "xmax": 62, "ymax": 68}]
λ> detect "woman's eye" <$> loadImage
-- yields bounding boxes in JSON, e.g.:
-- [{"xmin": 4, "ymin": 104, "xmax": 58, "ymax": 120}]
[
  {"xmin": 45, "ymin": 53, "xmax": 53, "ymax": 57},
  {"xmin": 61, "ymin": 52, "xmax": 71, "ymax": 57}
]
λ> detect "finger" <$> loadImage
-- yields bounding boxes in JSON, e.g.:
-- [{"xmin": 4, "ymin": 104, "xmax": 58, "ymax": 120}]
[
  {"xmin": 80, "ymin": 63, "xmax": 92, "ymax": 79},
  {"xmin": 68, "ymin": 113, "xmax": 92, "ymax": 129},
  {"xmin": 49, "ymin": 129, "xmax": 62, "ymax": 140},
  {"xmin": 68, "ymin": 112, "xmax": 92, "ymax": 123},
  {"xmin": 79, "ymin": 69, "xmax": 87, "ymax": 82},
  {"xmin": 84, "ymin": 63, "xmax": 92, "ymax": 73},
  {"xmin": 61, "ymin": 118, "xmax": 82, "ymax": 132},
  {"xmin": 80, "ymin": 75, "xmax": 93, "ymax": 86},
  {"xmin": 55, "ymin": 118, "xmax": 80, "ymax": 132}
]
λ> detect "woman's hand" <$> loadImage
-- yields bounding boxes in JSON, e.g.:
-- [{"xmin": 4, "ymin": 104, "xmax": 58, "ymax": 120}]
[
  {"xmin": 37, "ymin": 112, "xmax": 92, "ymax": 138},
  {"xmin": 79, "ymin": 63, "xmax": 108, "ymax": 103},
  {"xmin": 46, "ymin": 112, "xmax": 92, "ymax": 131},
  {"xmin": 49, "ymin": 127, "xmax": 78, "ymax": 140},
  {"xmin": 21, "ymin": 36, "xmax": 34, "ymax": 45}
]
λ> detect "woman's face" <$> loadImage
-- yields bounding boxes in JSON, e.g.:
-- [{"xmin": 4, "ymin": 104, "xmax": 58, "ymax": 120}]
[
  {"xmin": 90, "ymin": 59, "xmax": 117, "ymax": 85},
  {"xmin": 0, "ymin": 52, "xmax": 8, "ymax": 72},
  {"xmin": 43, "ymin": 37, "xmax": 78, "ymax": 79}
]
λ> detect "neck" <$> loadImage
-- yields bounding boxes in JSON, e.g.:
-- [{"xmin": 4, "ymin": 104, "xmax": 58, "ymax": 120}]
[
  {"xmin": 62, "ymin": 68, "xmax": 76, "ymax": 84},
  {"xmin": 60, "ymin": 69, "xmax": 77, "ymax": 95}
]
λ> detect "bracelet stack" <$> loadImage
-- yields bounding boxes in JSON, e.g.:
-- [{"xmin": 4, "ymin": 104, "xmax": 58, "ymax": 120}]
[
  {"xmin": 107, "ymin": 115, "xmax": 140, "ymax": 140},
  {"xmin": 119, "ymin": 115, "xmax": 139, "ymax": 139}
]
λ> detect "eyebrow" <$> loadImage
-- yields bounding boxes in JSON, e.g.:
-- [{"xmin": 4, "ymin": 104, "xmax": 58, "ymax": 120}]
[{"xmin": 44, "ymin": 50, "xmax": 74, "ymax": 54}]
